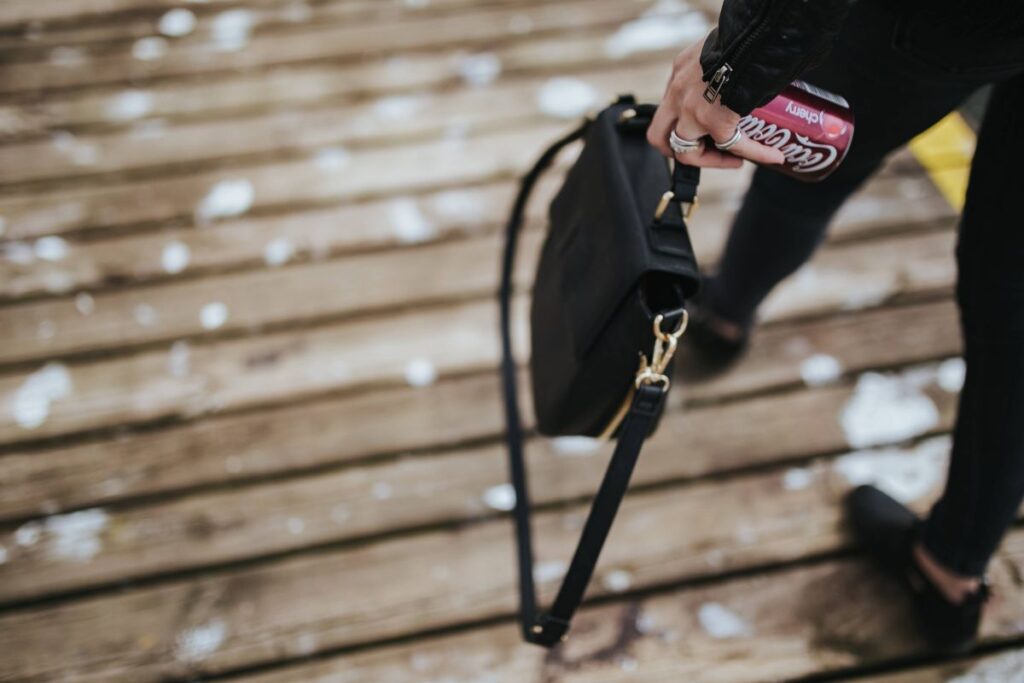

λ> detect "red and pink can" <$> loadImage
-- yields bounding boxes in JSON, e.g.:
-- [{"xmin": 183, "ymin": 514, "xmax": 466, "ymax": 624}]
[{"xmin": 739, "ymin": 80, "xmax": 854, "ymax": 182}]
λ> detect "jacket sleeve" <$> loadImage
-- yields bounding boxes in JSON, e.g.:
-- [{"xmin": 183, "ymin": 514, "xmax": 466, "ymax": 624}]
[{"xmin": 699, "ymin": 0, "xmax": 855, "ymax": 115}]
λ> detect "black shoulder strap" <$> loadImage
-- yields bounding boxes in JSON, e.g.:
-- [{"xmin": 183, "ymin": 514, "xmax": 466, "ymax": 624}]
[{"xmin": 498, "ymin": 114, "xmax": 700, "ymax": 647}]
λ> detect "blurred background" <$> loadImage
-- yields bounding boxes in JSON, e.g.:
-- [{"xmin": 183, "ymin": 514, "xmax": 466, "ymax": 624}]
[{"xmin": 0, "ymin": 1, "xmax": 1021, "ymax": 681}]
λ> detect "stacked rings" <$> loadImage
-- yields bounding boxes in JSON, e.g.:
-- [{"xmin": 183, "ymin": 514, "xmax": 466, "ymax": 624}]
[
  {"xmin": 669, "ymin": 130, "xmax": 702, "ymax": 154},
  {"xmin": 714, "ymin": 128, "xmax": 743, "ymax": 151}
]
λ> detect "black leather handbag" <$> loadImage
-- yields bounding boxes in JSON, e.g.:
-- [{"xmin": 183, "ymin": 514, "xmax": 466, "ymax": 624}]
[{"xmin": 499, "ymin": 95, "xmax": 702, "ymax": 647}]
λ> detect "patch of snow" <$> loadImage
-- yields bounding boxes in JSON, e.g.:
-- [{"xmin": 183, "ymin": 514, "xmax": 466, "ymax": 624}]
[
  {"xmin": 833, "ymin": 436, "xmax": 949, "ymax": 504},
  {"xmin": 430, "ymin": 189, "xmax": 484, "ymax": 222},
  {"xmin": 389, "ymin": 197, "xmax": 436, "ymax": 243},
  {"xmin": 211, "ymin": 9, "xmax": 254, "ymax": 52},
  {"xmin": 602, "ymin": 569, "xmax": 633, "ymax": 592},
  {"xmin": 537, "ymin": 77, "xmax": 600, "ymax": 119},
  {"xmin": 312, "ymin": 146, "xmax": 350, "ymax": 173},
  {"xmin": 2, "ymin": 241, "xmax": 35, "ymax": 265},
  {"xmin": 9, "ymin": 363, "xmax": 73, "ymax": 430},
  {"xmin": 159, "ymin": 8, "xmax": 197, "ymax": 37},
  {"xmin": 75, "ymin": 293, "xmax": 96, "ymax": 315},
  {"xmin": 533, "ymin": 561, "xmax": 567, "ymax": 583},
  {"xmin": 168, "ymin": 341, "xmax": 191, "ymax": 377},
  {"xmin": 42, "ymin": 509, "xmax": 108, "ymax": 562},
  {"xmin": 403, "ymin": 357, "xmax": 437, "ymax": 387},
  {"xmin": 106, "ymin": 90, "xmax": 153, "ymax": 121},
  {"xmin": 457, "ymin": 52, "xmax": 501, "ymax": 87},
  {"xmin": 196, "ymin": 179, "xmax": 254, "ymax": 222},
  {"xmin": 482, "ymin": 483, "xmax": 516, "ymax": 511},
  {"xmin": 373, "ymin": 94, "xmax": 425, "ymax": 121},
  {"xmin": 800, "ymin": 353, "xmax": 842, "ymax": 387},
  {"xmin": 176, "ymin": 619, "xmax": 227, "ymax": 662},
  {"xmin": 605, "ymin": 0, "xmax": 709, "ymax": 59},
  {"xmin": 133, "ymin": 36, "xmax": 169, "ymax": 61},
  {"xmin": 50, "ymin": 46, "xmax": 87, "ymax": 67},
  {"xmin": 162, "ymin": 240, "xmax": 191, "ymax": 274},
  {"xmin": 551, "ymin": 436, "xmax": 602, "ymax": 456},
  {"xmin": 840, "ymin": 371, "xmax": 940, "ymax": 448},
  {"xmin": 286, "ymin": 517, "xmax": 305, "ymax": 535},
  {"xmin": 15, "ymin": 522, "xmax": 41, "ymax": 547},
  {"xmin": 263, "ymin": 237, "xmax": 295, "ymax": 266},
  {"xmin": 34, "ymin": 236, "xmax": 68, "ymax": 262},
  {"xmin": 372, "ymin": 482, "xmax": 393, "ymax": 500},
  {"xmin": 937, "ymin": 357, "xmax": 966, "ymax": 393},
  {"xmin": 37, "ymin": 320, "xmax": 55, "ymax": 340},
  {"xmin": 133, "ymin": 304, "xmax": 158, "ymax": 327},
  {"xmin": 199, "ymin": 302, "xmax": 229, "ymax": 330},
  {"xmin": 948, "ymin": 650, "xmax": 1024, "ymax": 683},
  {"xmin": 697, "ymin": 602, "xmax": 753, "ymax": 639},
  {"xmin": 782, "ymin": 467, "xmax": 815, "ymax": 491},
  {"xmin": 131, "ymin": 118, "xmax": 168, "ymax": 140}
]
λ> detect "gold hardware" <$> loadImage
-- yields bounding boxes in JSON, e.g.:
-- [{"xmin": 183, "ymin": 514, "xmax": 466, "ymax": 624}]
[
  {"xmin": 531, "ymin": 625, "xmax": 543, "ymax": 635},
  {"xmin": 635, "ymin": 311, "xmax": 689, "ymax": 392},
  {"xmin": 682, "ymin": 196, "xmax": 699, "ymax": 219},
  {"xmin": 597, "ymin": 386, "xmax": 636, "ymax": 440},
  {"xmin": 653, "ymin": 192, "xmax": 699, "ymax": 221},
  {"xmin": 617, "ymin": 108, "xmax": 637, "ymax": 123}
]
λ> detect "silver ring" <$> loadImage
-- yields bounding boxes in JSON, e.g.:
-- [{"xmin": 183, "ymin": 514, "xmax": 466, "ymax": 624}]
[
  {"xmin": 669, "ymin": 130, "xmax": 702, "ymax": 154},
  {"xmin": 713, "ymin": 128, "xmax": 743, "ymax": 151}
]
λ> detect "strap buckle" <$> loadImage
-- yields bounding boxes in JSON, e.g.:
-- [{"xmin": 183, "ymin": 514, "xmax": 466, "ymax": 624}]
[
  {"xmin": 635, "ymin": 311, "xmax": 689, "ymax": 391},
  {"xmin": 654, "ymin": 191, "xmax": 699, "ymax": 221}
]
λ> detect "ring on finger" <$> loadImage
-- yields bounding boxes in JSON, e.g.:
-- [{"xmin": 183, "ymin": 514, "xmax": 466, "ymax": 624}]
[
  {"xmin": 669, "ymin": 130, "xmax": 703, "ymax": 154},
  {"xmin": 713, "ymin": 128, "xmax": 743, "ymax": 151}
]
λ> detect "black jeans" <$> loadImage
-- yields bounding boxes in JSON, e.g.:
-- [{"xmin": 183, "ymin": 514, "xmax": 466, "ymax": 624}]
[{"xmin": 706, "ymin": 1, "xmax": 1024, "ymax": 576}]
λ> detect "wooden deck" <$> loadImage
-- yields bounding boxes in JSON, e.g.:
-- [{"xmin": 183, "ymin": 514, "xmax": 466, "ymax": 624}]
[{"xmin": 0, "ymin": 1, "xmax": 1022, "ymax": 681}]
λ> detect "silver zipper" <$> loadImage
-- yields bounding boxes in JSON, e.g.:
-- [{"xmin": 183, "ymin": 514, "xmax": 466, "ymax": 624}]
[{"xmin": 703, "ymin": 63, "xmax": 733, "ymax": 103}]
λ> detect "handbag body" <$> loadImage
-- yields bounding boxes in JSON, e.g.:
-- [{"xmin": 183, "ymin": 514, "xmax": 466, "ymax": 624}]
[{"xmin": 499, "ymin": 95, "xmax": 702, "ymax": 647}]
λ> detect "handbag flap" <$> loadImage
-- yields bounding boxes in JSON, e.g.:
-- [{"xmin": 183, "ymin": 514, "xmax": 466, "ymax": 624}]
[{"xmin": 547, "ymin": 102, "xmax": 701, "ymax": 360}]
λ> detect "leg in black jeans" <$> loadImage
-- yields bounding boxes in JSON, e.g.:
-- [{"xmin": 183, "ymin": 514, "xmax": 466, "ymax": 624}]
[
  {"xmin": 705, "ymin": 0, "xmax": 1024, "ymax": 577},
  {"xmin": 922, "ymin": 74, "xmax": 1024, "ymax": 576}
]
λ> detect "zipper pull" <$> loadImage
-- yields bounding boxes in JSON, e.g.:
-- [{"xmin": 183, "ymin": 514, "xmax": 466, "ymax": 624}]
[{"xmin": 703, "ymin": 63, "xmax": 733, "ymax": 103}]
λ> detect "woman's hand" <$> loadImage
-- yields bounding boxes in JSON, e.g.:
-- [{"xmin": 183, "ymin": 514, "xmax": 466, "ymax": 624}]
[{"xmin": 648, "ymin": 41, "xmax": 785, "ymax": 169}]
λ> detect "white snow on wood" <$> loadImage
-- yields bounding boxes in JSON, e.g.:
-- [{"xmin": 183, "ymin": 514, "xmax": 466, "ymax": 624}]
[
  {"xmin": 286, "ymin": 517, "xmax": 305, "ymax": 535},
  {"xmin": 604, "ymin": 0, "xmax": 709, "ymax": 59},
  {"xmin": 833, "ymin": 436, "xmax": 950, "ymax": 504},
  {"xmin": 199, "ymin": 302, "xmax": 230, "ymax": 330},
  {"xmin": 403, "ymin": 357, "xmax": 437, "ymax": 387},
  {"xmin": 9, "ymin": 363, "xmax": 73, "ymax": 430},
  {"xmin": 37, "ymin": 320, "xmax": 55, "ymax": 340},
  {"xmin": 389, "ymin": 197, "xmax": 436, "ymax": 244},
  {"xmin": 196, "ymin": 179, "xmax": 254, "ymax": 222},
  {"xmin": 430, "ymin": 189, "xmax": 484, "ymax": 221},
  {"xmin": 536, "ymin": 77, "xmax": 600, "ymax": 119},
  {"xmin": 2, "ymin": 241, "xmax": 35, "ymax": 265},
  {"xmin": 372, "ymin": 482, "xmax": 393, "ymax": 500},
  {"xmin": 782, "ymin": 467, "xmax": 815, "ymax": 491},
  {"xmin": 133, "ymin": 36, "xmax": 169, "ymax": 61},
  {"xmin": 40, "ymin": 509, "xmax": 109, "ymax": 562},
  {"xmin": 263, "ymin": 237, "xmax": 295, "ymax": 266},
  {"xmin": 373, "ymin": 94, "xmax": 426, "ymax": 121},
  {"xmin": 133, "ymin": 304, "xmax": 158, "ymax": 327},
  {"xmin": 49, "ymin": 47, "xmax": 87, "ymax": 67},
  {"xmin": 533, "ymin": 561, "xmax": 567, "ymax": 583},
  {"xmin": 162, "ymin": 240, "xmax": 191, "ymax": 274},
  {"xmin": 313, "ymin": 146, "xmax": 351, "ymax": 173},
  {"xmin": 602, "ymin": 569, "xmax": 634, "ymax": 592},
  {"xmin": 159, "ymin": 8, "xmax": 197, "ymax": 37},
  {"xmin": 211, "ymin": 9, "xmax": 254, "ymax": 52},
  {"xmin": 840, "ymin": 370, "xmax": 940, "ymax": 449},
  {"xmin": 551, "ymin": 435, "xmax": 602, "ymax": 456},
  {"xmin": 34, "ymin": 236, "xmax": 68, "ymax": 262},
  {"xmin": 106, "ymin": 90, "xmax": 153, "ymax": 121},
  {"xmin": 948, "ymin": 650, "xmax": 1024, "ymax": 683},
  {"xmin": 168, "ymin": 341, "xmax": 191, "ymax": 377},
  {"xmin": 15, "ymin": 522, "xmax": 41, "ymax": 547},
  {"xmin": 697, "ymin": 602, "xmax": 753, "ymax": 638},
  {"xmin": 457, "ymin": 52, "xmax": 501, "ymax": 87},
  {"xmin": 937, "ymin": 357, "xmax": 966, "ymax": 393},
  {"xmin": 482, "ymin": 483, "xmax": 516, "ymax": 511},
  {"xmin": 176, "ymin": 619, "xmax": 228, "ymax": 662},
  {"xmin": 799, "ymin": 353, "xmax": 842, "ymax": 387},
  {"xmin": 75, "ymin": 293, "xmax": 95, "ymax": 316}
]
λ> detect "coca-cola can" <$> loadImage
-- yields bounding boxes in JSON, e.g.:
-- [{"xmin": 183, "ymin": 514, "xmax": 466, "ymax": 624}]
[{"xmin": 738, "ymin": 80, "xmax": 854, "ymax": 182}]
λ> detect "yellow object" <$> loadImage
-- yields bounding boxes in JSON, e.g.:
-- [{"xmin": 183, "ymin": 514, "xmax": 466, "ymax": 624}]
[{"xmin": 908, "ymin": 112, "xmax": 977, "ymax": 211}]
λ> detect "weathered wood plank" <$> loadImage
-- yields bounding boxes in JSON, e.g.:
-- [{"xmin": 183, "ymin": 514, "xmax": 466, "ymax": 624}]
[
  {"xmin": 0, "ymin": 169, "xmax": 947, "ymax": 301},
  {"xmin": 0, "ymin": 0, "xmax": 690, "ymax": 94},
  {"xmin": 0, "ymin": 222, "xmax": 956, "ymax": 367},
  {"xmin": 1, "ymin": 453, "xmax": 1020, "ymax": 683},
  {"xmin": 229, "ymin": 537, "xmax": 1024, "ymax": 683},
  {"xmin": 856, "ymin": 649, "xmax": 1024, "ymax": 682},
  {"xmin": 0, "ymin": 370, "xmax": 961, "ymax": 602},
  {"xmin": 0, "ymin": 0, "xmax": 262, "ymax": 28},
  {"xmin": 0, "ymin": 293, "xmax": 963, "ymax": 522}
]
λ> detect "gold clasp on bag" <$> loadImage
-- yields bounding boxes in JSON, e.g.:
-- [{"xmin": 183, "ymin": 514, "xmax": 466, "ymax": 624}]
[
  {"xmin": 653, "ymin": 191, "xmax": 698, "ymax": 221},
  {"xmin": 635, "ymin": 311, "xmax": 689, "ymax": 392}
]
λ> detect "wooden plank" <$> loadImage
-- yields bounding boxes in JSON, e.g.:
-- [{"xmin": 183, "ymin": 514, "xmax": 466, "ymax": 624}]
[
  {"xmin": 0, "ymin": 297, "xmax": 964, "ymax": 523},
  {"xmin": 0, "ymin": 0, "xmax": 685, "ymax": 94},
  {"xmin": 0, "ymin": 370, "xmax": 961, "ymax": 602},
  {"xmin": 229, "ymin": 537, "xmax": 1024, "ymax": 683},
  {"xmin": 855, "ymin": 649, "xmax": 1024, "ymax": 682},
  {"xmin": 0, "ymin": 225, "xmax": 961, "ymax": 448},
  {"xmin": 0, "ymin": 0, "xmax": 263, "ymax": 28},
  {"xmin": 0, "ymin": 222, "xmax": 956, "ymax": 367},
  {"xmin": 1, "ymin": 453, "xmax": 1020, "ymax": 682},
  {"xmin": 0, "ymin": 169, "xmax": 949, "ymax": 302}
]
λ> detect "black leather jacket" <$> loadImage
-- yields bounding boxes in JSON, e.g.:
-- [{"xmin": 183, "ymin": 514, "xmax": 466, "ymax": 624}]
[{"xmin": 700, "ymin": 0, "xmax": 1024, "ymax": 115}]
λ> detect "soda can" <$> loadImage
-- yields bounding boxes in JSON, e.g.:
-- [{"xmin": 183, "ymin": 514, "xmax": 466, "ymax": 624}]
[{"xmin": 737, "ymin": 80, "xmax": 855, "ymax": 182}]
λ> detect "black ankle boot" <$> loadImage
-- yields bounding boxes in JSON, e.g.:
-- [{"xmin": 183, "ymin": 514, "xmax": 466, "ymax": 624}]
[{"xmin": 845, "ymin": 485, "xmax": 989, "ymax": 654}]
